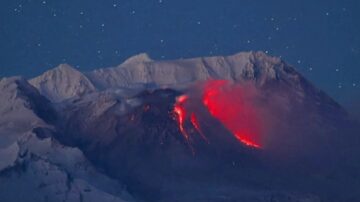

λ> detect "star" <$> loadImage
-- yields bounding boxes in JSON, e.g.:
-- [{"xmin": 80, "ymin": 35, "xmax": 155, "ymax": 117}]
[{"xmin": 14, "ymin": 4, "xmax": 23, "ymax": 13}]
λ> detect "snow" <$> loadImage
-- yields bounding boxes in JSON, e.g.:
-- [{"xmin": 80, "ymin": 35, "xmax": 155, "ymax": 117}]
[
  {"xmin": 29, "ymin": 64, "xmax": 96, "ymax": 102},
  {"xmin": 0, "ymin": 132, "xmax": 134, "ymax": 202},
  {"xmin": 0, "ymin": 77, "xmax": 133, "ymax": 202},
  {"xmin": 0, "ymin": 143, "xmax": 19, "ymax": 171}
]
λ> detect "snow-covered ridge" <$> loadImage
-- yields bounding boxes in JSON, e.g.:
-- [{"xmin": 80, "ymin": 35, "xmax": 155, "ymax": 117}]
[
  {"xmin": 28, "ymin": 51, "xmax": 307, "ymax": 103},
  {"xmin": 86, "ymin": 51, "xmax": 285, "ymax": 90}
]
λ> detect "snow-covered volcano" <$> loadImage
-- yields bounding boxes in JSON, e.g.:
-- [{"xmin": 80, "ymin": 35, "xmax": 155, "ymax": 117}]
[{"xmin": 1, "ymin": 51, "xmax": 359, "ymax": 202}]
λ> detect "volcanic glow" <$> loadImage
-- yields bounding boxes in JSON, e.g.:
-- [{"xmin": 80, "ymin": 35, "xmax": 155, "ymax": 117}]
[
  {"xmin": 173, "ymin": 80, "xmax": 262, "ymax": 149},
  {"xmin": 173, "ymin": 95, "xmax": 208, "ymax": 145},
  {"xmin": 173, "ymin": 95, "xmax": 190, "ymax": 141},
  {"xmin": 190, "ymin": 113, "xmax": 209, "ymax": 143},
  {"xmin": 202, "ymin": 80, "xmax": 262, "ymax": 148}
]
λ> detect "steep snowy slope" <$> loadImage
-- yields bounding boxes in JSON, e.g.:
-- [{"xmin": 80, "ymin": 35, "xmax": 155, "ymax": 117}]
[{"xmin": 0, "ymin": 76, "xmax": 134, "ymax": 202}]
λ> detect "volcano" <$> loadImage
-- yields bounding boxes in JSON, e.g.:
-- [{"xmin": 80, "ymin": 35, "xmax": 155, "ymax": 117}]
[{"xmin": 1, "ymin": 51, "xmax": 360, "ymax": 202}]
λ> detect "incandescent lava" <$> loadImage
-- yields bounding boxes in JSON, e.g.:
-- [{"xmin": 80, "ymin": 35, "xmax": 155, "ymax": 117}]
[{"xmin": 173, "ymin": 80, "xmax": 263, "ymax": 149}]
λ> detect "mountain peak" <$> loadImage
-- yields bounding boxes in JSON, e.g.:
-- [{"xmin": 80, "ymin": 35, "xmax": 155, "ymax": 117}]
[
  {"xmin": 55, "ymin": 63, "xmax": 76, "ymax": 71},
  {"xmin": 29, "ymin": 64, "xmax": 96, "ymax": 102},
  {"xmin": 120, "ymin": 53, "xmax": 153, "ymax": 66}
]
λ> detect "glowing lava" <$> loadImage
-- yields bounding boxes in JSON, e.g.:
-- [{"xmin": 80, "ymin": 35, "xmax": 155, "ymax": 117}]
[
  {"xmin": 173, "ymin": 95, "xmax": 190, "ymax": 141},
  {"xmin": 173, "ymin": 80, "xmax": 262, "ymax": 149},
  {"xmin": 173, "ymin": 95, "xmax": 208, "ymax": 145},
  {"xmin": 202, "ymin": 80, "xmax": 262, "ymax": 149},
  {"xmin": 190, "ymin": 113, "xmax": 209, "ymax": 143}
]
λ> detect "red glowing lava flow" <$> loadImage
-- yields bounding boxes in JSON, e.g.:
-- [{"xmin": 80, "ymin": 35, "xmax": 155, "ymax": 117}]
[
  {"xmin": 202, "ymin": 80, "xmax": 262, "ymax": 149},
  {"xmin": 173, "ymin": 95, "xmax": 190, "ymax": 141},
  {"xmin": 173, "ymin": 80, "xmax": 262, "ymax": 149},
  {"xmin": 173, "ymin": 94, "xmax": 209, "ymax": 146},
  {"xmin": 190, "ymin": 113, "xmax": 209, "ymax": 143}
]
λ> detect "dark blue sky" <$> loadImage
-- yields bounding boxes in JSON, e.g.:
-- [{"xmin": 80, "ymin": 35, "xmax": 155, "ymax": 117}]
[{"xmin": 0, "ymin": 0, "xmax": 359, "ymax": 107}]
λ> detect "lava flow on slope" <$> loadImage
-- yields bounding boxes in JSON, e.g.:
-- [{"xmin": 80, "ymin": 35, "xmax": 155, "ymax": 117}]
[
  {"xmin": 173, "ymin": 80, "xmax": 263, "ymax": 149},
  {"xmin": 173, "ymin": 94, "xmax": 209, "ymax": 146},
  {"xmin": 173, "ymin": 95, "xmax": 191, "ymax": 142}
]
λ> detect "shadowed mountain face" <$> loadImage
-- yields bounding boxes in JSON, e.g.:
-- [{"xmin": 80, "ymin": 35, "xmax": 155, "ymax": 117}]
[{"xmin": 1, "ymin": 51, "xmax": 360, "ymax": 202}]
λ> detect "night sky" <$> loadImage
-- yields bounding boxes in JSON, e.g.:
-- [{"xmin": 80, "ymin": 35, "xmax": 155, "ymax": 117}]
[{"xmin": 0, "ymin": 0, "xmax": 359, "ymax": 108}]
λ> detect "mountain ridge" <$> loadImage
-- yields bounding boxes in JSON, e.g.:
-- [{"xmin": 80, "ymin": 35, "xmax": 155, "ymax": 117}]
[
  {"xmin": 28, "ymin": 51, "xmax": 345, "ymax": 119},
  {"xmin": 1, "ymin": 51, "xmax": 359, "ymax": 202}
]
